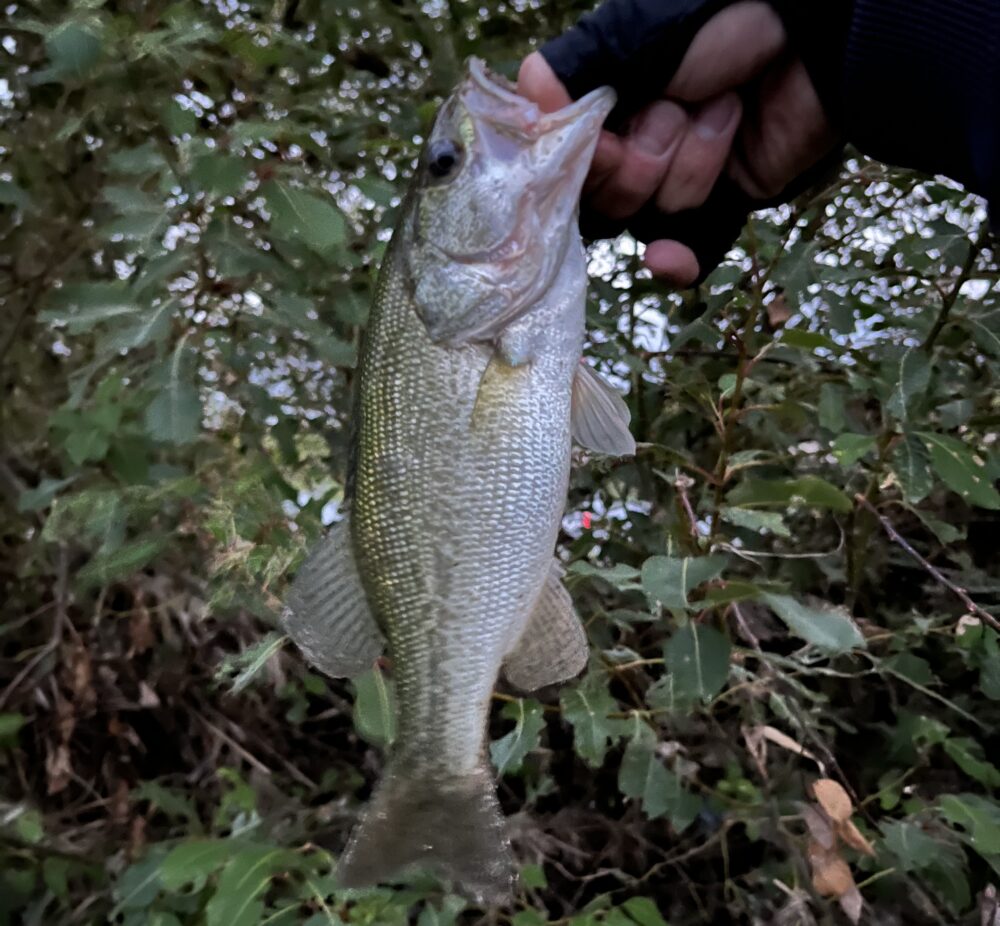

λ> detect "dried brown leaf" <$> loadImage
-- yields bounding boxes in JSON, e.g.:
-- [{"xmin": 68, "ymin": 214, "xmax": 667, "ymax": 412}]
[
  {"xmin": 801, "ymin": 803, "xmax": 836, "ymax": 850},
  {"xmin": 809, "ymin": 843, "xmax": 855, "ymax": 898},
  {"xmin": 767, "ymin": 293, "xmax": 792, "ymax": 329},
  {"xmin": 129, "ymin": 603, "xmax": 155, "ymax": 656},
  {"xmin": 742, "ymin": 724, "xmax": 769, "ymax": 781},
  {"xmin": 812, "ymin": 778, "xmax": 853, "ymax": 823},
  {"xmin": 45, "ymin": 742, "xmax": 72, "ymax": 795},
  {"xmin": 838, "ymin": 818, "xmax": 876, "ymax": 857},
  {"xmin": 839, "ymin": 885, "xmax": 864, "ymax": 924},
  {"xmin": 981, "ymin": 884, "xmax": 999, "ymax": 926}
]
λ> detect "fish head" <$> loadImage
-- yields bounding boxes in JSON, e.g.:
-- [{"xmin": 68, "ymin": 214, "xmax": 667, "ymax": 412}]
[{"xmin": 401, "ymin": 58, "xmax": 615, "ymax": 347}]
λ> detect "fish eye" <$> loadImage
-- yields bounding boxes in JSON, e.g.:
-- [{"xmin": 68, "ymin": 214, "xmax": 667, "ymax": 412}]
[{"xmin": 426, "ymin": 138, "xmax": 464, "ymax": 181}]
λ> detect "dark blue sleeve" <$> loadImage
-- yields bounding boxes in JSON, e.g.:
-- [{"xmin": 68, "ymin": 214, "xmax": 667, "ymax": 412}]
[{"xmin": 841, "ymin": 0, "xmax": 1000, "ymax": 222}]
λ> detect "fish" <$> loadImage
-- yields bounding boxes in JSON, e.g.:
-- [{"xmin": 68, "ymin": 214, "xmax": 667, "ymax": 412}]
[{"xmin": 281, "ymin": 57, "xmax": 634, "ymax": 905}]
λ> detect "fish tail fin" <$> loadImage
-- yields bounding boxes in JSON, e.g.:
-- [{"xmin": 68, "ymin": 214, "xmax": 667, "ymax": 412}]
[{"xmin": 337, "ymin": 758, "xmax": 514, "ymax": 906}]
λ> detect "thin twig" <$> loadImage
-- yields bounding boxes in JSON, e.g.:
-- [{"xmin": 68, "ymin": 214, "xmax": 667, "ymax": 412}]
[
  {"xmin": 922, "ymin": 227, "xmax": 983, "ymax": 353},
  {"xmin": 854, "ymin": 493, "xmax": 1000, "ymax": 634}
]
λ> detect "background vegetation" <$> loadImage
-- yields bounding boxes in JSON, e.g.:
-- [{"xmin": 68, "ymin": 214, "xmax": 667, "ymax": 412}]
[{"xmin": 2, "ymin": 1, "xmax": 999, "ymax": 923}]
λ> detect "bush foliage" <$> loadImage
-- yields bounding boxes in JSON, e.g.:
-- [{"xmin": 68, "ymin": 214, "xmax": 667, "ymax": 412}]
[{"xmin": 2, "ymin": 1, "xmax": 999, "ymax": 924}]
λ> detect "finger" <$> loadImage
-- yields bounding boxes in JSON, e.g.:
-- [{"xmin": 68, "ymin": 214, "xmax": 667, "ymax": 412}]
[
  {"xmin": 666, "ymin": 1, "xmax": 785, "ymax": 101},
  {"xmin": 624, "ymin": 176, "xmax": 757, "ymax": 285},
  {"xmin": 727, "ymin": 57, "xmax": 838, "ymax": 199},
  {"xmin": 588, "ymin": 130, "xmax": 626, "ymax": 185},
  {"xmin": 643, "ymin": 239, "xmax": 700, "ymax": 286},
  {"xmin": 655, "ymin": 92, "xmax": 741, "ymax": 213},
  {"xmin": 537, "ymin": 0, "xmax": 735, "ymax": 117},
  {"xmin": 517, "ymin": 52, "xmax": 573, "ymax": 112},
  {"xmin": 518, "ymin": 51, "xmax": 626, "ymax": 196},
  {"xmin": 586, "ymin": 100, "xmax": 688, "ymax": 218}
]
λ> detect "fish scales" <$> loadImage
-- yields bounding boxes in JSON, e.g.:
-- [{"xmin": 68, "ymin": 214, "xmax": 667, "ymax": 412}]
[
  {"xmin": 281, "ymin": 58, "xmax": 631, "ymax": 905},
  {"xmin": 353, "ymin": 242, "xmax": 583, "ymax": 774}
]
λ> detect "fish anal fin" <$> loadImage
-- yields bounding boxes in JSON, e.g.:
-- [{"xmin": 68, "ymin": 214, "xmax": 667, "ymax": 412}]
[
  {"xmin": 503, "ymin": 561, "xmax": 588, "ymax": 692},
  {"xmin": 571, "ymin": 361, "xmax": 636, "ymax": 457},
  {"xmin": 281, "ymin": 518, "xmax": 384, "ymax": 678}
]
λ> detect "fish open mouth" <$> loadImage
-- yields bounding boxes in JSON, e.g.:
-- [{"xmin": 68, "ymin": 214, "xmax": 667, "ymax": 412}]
[{"xmin": 465, "ymin": 57, "xmax": 616, "ymax": 145}]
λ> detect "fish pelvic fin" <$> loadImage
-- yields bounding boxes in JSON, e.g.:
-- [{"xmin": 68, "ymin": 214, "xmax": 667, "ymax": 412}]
[
  {"xmin": 281, "ymin": 517, "xmax": 385, "ymax": 678},
  {"xmin": 504, "ymin": 559, "xmax": 588, "ymax": 692},
  {"xmin": 337, "ymin": 759, "xmax": 515, "ymax": 907},
  {"xmin": 571, "ymin": 361, "xmax": 636, "ymax": 457}
]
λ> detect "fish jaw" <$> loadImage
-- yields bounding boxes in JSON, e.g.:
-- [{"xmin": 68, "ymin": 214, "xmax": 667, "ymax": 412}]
[{"xmin": 402, "ymin": 59, "xmax": 615, "ymax": 348}]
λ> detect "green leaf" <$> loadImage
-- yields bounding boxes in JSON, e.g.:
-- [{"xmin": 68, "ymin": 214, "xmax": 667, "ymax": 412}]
[
  {"xmin": 560, "ymin": 672, "xmax": 626, "ymax": 768},
  {"xmin": 107, "ymin": 142, "xmax": 168, "ymax": 176},
  {"xmin": 662, "ymin": 623, "xmax": 730, "ymax": 706},
  {"xmin": 939, "ymin": 793, "xmax": 1000, "ymax": 855},
  {"xmin": 965, "ymin": 312, "xmax": 1000, "ymax": 357},
  {"xmin": 417, "ymin": 896, "xmax": 467, "ymax": 926},
  {"xmin": 353, "ymin": 665, "xmax": 396, "ymax": 748},
  {"xmin": 77, "ymin": 536, "xmax": 168, "ymax": 586},
  {"xmin": 760, "ymin": 592, "xmax": 865, "ymax": 654},
  {"xmin": 263, "ymin": 181, "xmax": 347, "ymax": 256},
  {"xmin": 112, "ymin": 851, "xmax": 166, "ymax": 913},
  {"xmin": 884, "ymin": 652, "xmax": 934, "ymax": 687},
  {"xmin": 40, "ymin": 282, "xmax": 142, "ymax": 334},
  {"xmin": 831, "ymin": 433, "xmax": 876, "ymax": 467},
  {"xmin": 0, "ymin": 713, "xmax": 26, "ymax": 746},
  {"xmin": 101, "ymin": 212, "xmax": 165, "ymax": 243},
  {"xmin": 567, "ymin": 561, "xmax": 641, "ymax": 591},
  {"xmin": 917, "ymin": 432, "xmax": 1000, "ymax": 509},
  {"xmin": 942, "ymin": 738, "xmax": 1000, "ymax": 787},
  {"xmin": 779, "ymin": 328, "xmax": 836, "ymax": 351},
  {"xmin": 64, "ymin": 428, "xmax": 110, "ymax": 466},
  {"xmin": 618, "ymin": 723, "xmax": 698, "ymax": 832},
  {"xmin": 641, "ymin": 555, "xmax": 727, "ymax": 610},
  {"xmin": 519, "ymin": 863, "xmax": 547, "ymax": 890},
  {"xmin": 159, "ymin": 839, "xmax": 231, "ymax": 890},
  {"xmin": 101, "ymin": 185, "xmax": 162, "ymax": 215},
  {"xmin": 145, "ymin": 343, "xmax": 202, "ymax": 445},
  {"xmin": 224, "ymin": 633, "xmax": 286, "ymax": 695},
  {"xmin": 881, "ymin": 820, "xmax": 944, "ymax": 871},
  {"xmin": 884, "ymin": 347, "xmax": 931, "ymax": 422},
  {"xmin": 0, "ymin": 180, "xmax": 34, "ymax": 211},
  {"xmin": 206, "ymin": 846, "xmax": 289, "ymax": 926},
  {"xmin": 191, "ymin": 153, "xmax": 248, "ymax": 198},
  {"xmin": 622, "ymin": 897, "xmax": 670, "ymax": 926},
  {"xmin": 719, "ymin": 507, "xmax": 790, "ymax": 537},
  {"xmin": 109, "ymin": 300, "xmax": 175, "ymax": 353},
  {"xmin": 818, "ymin": 383, "xmax": 848, "ymax": 432},
  {"xmin": 892, "ymin": 434, "xmax": 934, "ymax": 503},
  {"xmin": 17, "ymin": 476, "xmax": 76, "ymax": 513},
  {"xmin": 39, "ymin": 19, "xmax": 103, "ymax": 83},
  {"xmin": 491, "ymin": 699, "xmax": 545, "ymax": 776},
  {"xmin": 13, "ymin": 807, "xmax": 44, "ymax": 844},
  {"xmin": 727, "ymin": 476, "xmax": 852, "ymax": 513}
]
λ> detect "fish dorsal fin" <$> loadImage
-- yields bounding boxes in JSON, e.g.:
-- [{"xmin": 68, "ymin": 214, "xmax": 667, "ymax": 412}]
[
  {"xmin": 503, "ymin": 560, "xmax": 588, "ymax": 692},
  {"xmin": 281, "ymin": 517, "xmax": 385, "ymax": 678},
  {"xmin": 571, "ymin": 362, "xmax": 636, "ymax": 457}
]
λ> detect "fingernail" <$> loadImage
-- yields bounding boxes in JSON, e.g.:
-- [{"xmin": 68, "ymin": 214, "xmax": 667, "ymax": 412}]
[
  {"xmin": 694, "ymin": 94, "xmax": 740, "ymax": 140},
  {"xmin": 629, "ymin": 101, "xmax": 685, "ymax": 157}
]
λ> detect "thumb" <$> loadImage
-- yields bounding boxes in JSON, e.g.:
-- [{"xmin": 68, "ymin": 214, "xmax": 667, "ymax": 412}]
[{"xmin": 517, "ymin": 53, "xmax": 572, "ymax": 113}]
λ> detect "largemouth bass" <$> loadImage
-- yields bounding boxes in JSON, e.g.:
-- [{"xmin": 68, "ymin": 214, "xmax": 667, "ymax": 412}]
[{"xmin": 282, "ymin": 58, "xmax": 633, "ymax": 905}]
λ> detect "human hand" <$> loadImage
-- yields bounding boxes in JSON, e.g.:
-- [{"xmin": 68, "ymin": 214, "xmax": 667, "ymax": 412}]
[{"xmin": 518, "ymin": 1, "xmax": 845, "ymax": 286}]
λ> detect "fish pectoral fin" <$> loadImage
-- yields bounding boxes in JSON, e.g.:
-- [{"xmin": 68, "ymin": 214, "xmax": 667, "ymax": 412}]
[
  {"xmin": 571, "ymin": 361, "xmax": 636, "ymax": 457},
  {"xmin": 503, "ymin": 560, "xmax": 588, "ymax": 692},
  {"xmin": 281, "ymin": 517, "xmax": 385, "ymax": 678}
]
